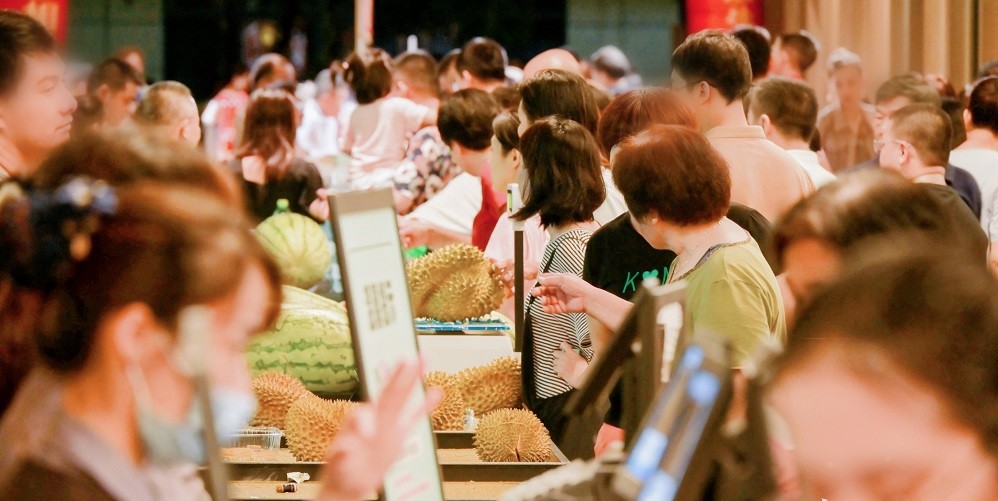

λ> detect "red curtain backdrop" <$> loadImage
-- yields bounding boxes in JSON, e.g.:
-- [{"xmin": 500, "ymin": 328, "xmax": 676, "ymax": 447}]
[
  {"xmin": 686, "ymin": 0, "xmax": 764, "ymax": 34},
  {"xmin": 0, "ymin": 0, "xmax": 68, "ymax": 41}
]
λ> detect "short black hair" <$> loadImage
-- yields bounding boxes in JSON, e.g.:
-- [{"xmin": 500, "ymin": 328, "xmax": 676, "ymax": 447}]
[
  {"xmin": 457, "ymin": 37, "xmax": 506, "ymax": 82},
  {"xmin": 731, "ymin": 26, "xmax": 771, "ymax": 80},
  {"xmin": 671, "ymin": 30, "xmax": 752, "ymax": 102},
  {"xmin": 514, "ymin": 117, "xmax": 605, "ymax": 227},
  {"xmin": 746, "ymin": 77, "xmax": 818, "ymax": 141},
  {"xmin": 0, "ymin": 10, "xmax": 58, "ymax": 95},
  {"xmin": 968, "ymin": 77, "xmax": 998, "ymax": 135},
  {"xmin": 437, "ymin": 89, "xmax": 500, "ymax": 150}
]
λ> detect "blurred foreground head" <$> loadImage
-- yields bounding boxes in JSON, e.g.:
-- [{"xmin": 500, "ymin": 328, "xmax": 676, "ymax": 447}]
[{"xmin": 770, "ymin": 248, "xmax": 998, "ymax": 499}]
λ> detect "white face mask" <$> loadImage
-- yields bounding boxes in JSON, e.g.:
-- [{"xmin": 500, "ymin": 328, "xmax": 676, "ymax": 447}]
[
  {"xmin": 128, "ymin": 365, "xmax": 258, "ymax": 465},
  {"xmin": 126, "ymin": 306, "xmax": 258, "ymax": 465}
]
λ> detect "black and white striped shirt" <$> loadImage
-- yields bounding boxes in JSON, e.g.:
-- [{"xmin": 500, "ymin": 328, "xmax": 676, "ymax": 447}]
[{"xmin": 527, "ymin": 229, "xmax": 594, "ymax": 399}]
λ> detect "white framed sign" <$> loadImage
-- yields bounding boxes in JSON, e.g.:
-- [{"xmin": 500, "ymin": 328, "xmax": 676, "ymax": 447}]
[{"xmin": 329, "ymin": 189, "xmax": 444, "ymax": 501}]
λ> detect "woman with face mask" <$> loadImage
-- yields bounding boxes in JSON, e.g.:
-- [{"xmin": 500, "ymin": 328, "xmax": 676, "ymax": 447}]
[
  {"xmin": 0, "ymin": 131, "xmax": 442, "ymax": 500},
  {"xmin": 0, "ymin": 172, "xmax": 281, "ymax": 499}
]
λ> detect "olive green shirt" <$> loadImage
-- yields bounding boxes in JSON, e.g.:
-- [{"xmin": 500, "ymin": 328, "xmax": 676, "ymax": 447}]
[{"xmin": 668, "ymin": 238, "xmax": 785, "ymax": 366}]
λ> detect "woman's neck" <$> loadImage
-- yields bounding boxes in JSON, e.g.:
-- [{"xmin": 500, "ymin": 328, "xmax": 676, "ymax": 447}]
[
  {"xmin": 547, "ymin": 221, "xmax": 599, "ymax": 240},
  {"xmin": 62, "ymin": 362, "xmax": 144, "ymax": 465},
  {"xmin": 668, "ymin": 218, "xmax": 745, "ymax": 278},
  {"xmin": 958, "ymin": 129, "xmax": 998, "ymax": 151}
]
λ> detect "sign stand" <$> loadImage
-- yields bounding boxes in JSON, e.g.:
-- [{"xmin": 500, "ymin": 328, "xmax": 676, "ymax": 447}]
[
  {"xmin": 508, "ymin": 183, "xmax": 525, "ymax": 352},
  {"xmin": 329, "ymin": 189, "xmax": 445, "ymax": 501}
]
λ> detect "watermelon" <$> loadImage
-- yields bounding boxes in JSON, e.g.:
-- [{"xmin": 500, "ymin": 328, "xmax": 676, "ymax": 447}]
[
  {"xmin": 246, "ymin": 285, "xmax": 359, "ymax": 396},
  {"xmin": 255, "ymin": 212, "xmax": 332, "ymax": 290}
]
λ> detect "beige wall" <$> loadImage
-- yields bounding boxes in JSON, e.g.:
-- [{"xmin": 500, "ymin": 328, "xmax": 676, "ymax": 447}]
[{"xmin": 765, "ymin": 0, "xmax": 989, "ymax": 105}]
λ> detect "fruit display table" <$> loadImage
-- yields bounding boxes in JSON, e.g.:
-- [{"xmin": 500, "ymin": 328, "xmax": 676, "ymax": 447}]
[
  {"xmin": 417, "ymin": 332, "xmax": 516, "ymax": 373},
  {"xmin": 222, "ymin": 431, "xmax": 567, "ymax": 500}
]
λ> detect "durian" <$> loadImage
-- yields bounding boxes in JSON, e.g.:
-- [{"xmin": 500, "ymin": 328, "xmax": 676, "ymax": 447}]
[
  {"xmin": 406, "ymin": 244, "xmax": 504, "ymax": 321},
  {"xmin": 474, "ymin": 409, "xmax": 552, "ymax": 462},
  {"xmin": 455, "ymin": 357, "xmax": 523, "ymax": 415},
  {"xmin": 425, "ymin": 371, "xmax": 466, "ymax": 431},
  {"xmin": 284, "ymin": 393, "xmax": 357, "ymax": 461},
  {"xmin": 250, "ymin": 371, "xmax": 308, "ymax": 428}
]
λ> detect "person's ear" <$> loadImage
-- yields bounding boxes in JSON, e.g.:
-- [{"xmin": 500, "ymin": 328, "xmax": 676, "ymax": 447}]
[
  {"xmin": 963, "ymin": 108, "xmax": 973, "ymax": 131},
  {"xmin": 393, "ymin": 79, "xmax": 409, "ymax": 97},
  {"xmin": 461, "ymin": 70, "xmax": 473, "ymax": 84},
  {"xmin": 696, "ymin": 81, "xmax": 711, "ymax": 104},
  {"xmin": 510, "ymin": 148, "xmax": 522, "ymax": 171},
  {"xmin": 758, "ymin": 114, "xmax": 775, "ymax": 137},
  {"xmin": 96, "ymin": 84, "xmax": 112, "ymax": 102},
  {"xmin": 107, "ymin": 302, "xmax": 160, "ymax": 366}
]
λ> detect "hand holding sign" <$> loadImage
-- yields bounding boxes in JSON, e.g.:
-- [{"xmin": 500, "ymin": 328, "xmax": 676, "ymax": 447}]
[{"xmin": 317, "ymin": 359, "xmax": 443, "ymax": 501}]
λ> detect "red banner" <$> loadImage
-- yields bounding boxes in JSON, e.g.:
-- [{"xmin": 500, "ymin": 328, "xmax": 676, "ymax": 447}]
[
  {"xmin": 0, "ymin": 0, "xmax": 68, "ymax": 42},
  {"xmin": 686, "ymin": 0, "xmax": 764, "ymax": 35}
]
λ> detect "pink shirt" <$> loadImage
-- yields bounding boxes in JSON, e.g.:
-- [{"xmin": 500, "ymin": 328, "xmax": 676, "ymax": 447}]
[
  {"xmin": 345, "ymin": 97, "xmax": 429, "ymax": 187},
  {"xmin": 484, "ymin": 212, "xmax": 549, "ymax": 269},
  {"xmin": 706, "ymin": 125, "xmax": 815, "ymax": 222}
]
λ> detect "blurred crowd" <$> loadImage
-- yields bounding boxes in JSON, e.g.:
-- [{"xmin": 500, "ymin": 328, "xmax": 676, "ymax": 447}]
[{"xmin": 2, "ymin": 7, "xmax": 998, "ymax": 500}]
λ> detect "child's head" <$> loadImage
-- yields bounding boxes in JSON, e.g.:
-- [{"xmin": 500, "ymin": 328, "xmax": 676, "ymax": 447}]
[
  {"xmin": 437, "ymin": 89, "xmax": 500, "ymax": 176},
  {"xmin": 513, "ymin": 116, "xmax": 605, "ymax": 227},
  {"xmin": 344, "ymin": 48, "xmax": 393, "ymax": 104}
]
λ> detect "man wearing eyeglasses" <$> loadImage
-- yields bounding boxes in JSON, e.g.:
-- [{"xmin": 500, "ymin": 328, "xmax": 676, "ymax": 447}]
[
  {"xmin": 848, "ymin": 73, "xmax": 982, "ymax": 220},
  {"xmin": 669, "ymin": 30, "xmax": 814, "ymax": 223},
  {"xmin": 879, "ymin": 103, "xmax": 988, "ymax": 259}
]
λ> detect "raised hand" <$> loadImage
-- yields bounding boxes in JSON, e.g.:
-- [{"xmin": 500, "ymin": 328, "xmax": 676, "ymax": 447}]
[
  {"xmin": 529, "ymin": 273, "xmax": 591, "ymax": 314},
  {"xmin": 316, "ymin": 359, "xmax": 443, "ymax": 501}
]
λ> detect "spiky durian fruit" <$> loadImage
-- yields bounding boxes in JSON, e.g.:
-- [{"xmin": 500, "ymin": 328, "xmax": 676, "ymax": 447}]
[
  {"xmin": 424, "ymin": 371, "xmax": 467, "ymax": 431},
  {"xmin": 283, "ymin": 393, "xmax": 357, "ymax": 461},
  {"xmin": 455, "ymin": 357, "xmax": 522, "ymax": 415},
  {"xmin": 406, "ymin": 244, "xmax": 504, "ymax": 321},
  {"xmin": 474, "ymin": 409, "xmax": 551, "ymax": 462},
  {"xmin": 250, "ymin": 371, "xmax": 308, "ymax": 428}
]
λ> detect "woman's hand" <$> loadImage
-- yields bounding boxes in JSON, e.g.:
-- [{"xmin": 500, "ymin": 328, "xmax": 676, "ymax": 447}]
[
  {"xmin": 316, "ymin": 359, "xmax": 443, "ymax": 501},
  {"xmin": 552, "ymin": 341, "xmax": 588, "ymax": 388},
  {"xmin": 529, "ymin": 273, "xmax": 591, "ymax": 314},
  {"xmin": 309, "ymin": 188, "xmax": 330, "ymax": 222},
  {"xmin": 493, "ymin": 259, "xmax": 539, "ymax": 299}
]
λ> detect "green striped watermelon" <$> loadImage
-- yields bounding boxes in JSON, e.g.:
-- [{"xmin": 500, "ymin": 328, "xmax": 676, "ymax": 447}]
[
  {"xmin": 255, "ymin": 212, "xmax": 332, "ymax": 290},
  {"xmin": 246, "ymin": 285, "xmax": 359, "ymax": 396}
]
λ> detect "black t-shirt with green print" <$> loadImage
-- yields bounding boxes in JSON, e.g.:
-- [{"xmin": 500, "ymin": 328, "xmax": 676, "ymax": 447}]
[{"xmin": 583, "ymin": 213, "xmax": 676, "ymax": 300}]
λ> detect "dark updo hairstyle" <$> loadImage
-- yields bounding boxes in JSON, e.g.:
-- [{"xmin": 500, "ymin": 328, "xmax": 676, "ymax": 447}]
[
  {"xmin": 0, "ymin": 129, "xmax": 281, "ymax": 376},
  {"xmin": 344, "ymin": 48, "xmax": 393, "ymax": 105},
  {"xmin": 513, "ymin": 117, "xmax": 605, "ymax": 228},
  {"xmin": 774, "ymin": 250, "xmax": 998, "ymax": 457},
  {"xmin": 492, "ymin": 112, "xmax": 520, "ymax": 154}
]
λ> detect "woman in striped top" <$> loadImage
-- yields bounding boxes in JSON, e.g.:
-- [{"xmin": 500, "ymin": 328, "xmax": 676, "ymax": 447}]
[{"xmin": 513, "ymin": 117, "xmax": 606, "ymax": 458}]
